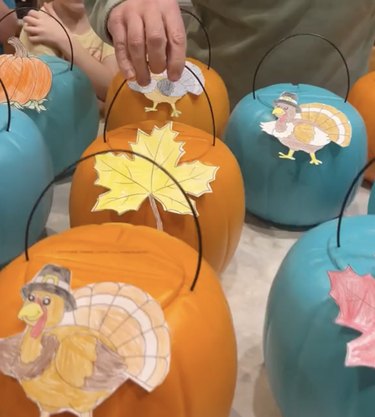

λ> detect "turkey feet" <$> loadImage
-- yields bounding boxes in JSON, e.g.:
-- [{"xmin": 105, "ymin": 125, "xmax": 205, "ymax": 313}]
[
  {"xmin": 145, "ymin": 102, "xmax": 159, "ymax": 113},
  {"xmin": 170, "ymin": 103, "xmax": 182, "ymax": 118},
  {"xmin": 309, "ymin": 153, "xmax": 322, "ymax": 165},
  {"xmin": 278, "ymin": 149, "xmax": 295, "ymax": 160}
]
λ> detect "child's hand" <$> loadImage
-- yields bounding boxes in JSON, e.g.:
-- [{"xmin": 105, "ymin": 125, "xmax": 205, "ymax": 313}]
[
  {"xmin": 107, "ymin": 0, "xmax": 186, "ymax": 86},
  {"xmin": 23, "ymin": 4, "xmax": 69, "ymax": 51}
]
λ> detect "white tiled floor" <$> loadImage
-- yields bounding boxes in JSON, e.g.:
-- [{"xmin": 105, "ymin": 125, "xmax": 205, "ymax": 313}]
[{"xmin": 47, "ymin": 179, "xmax": 371, "ymax": 417}]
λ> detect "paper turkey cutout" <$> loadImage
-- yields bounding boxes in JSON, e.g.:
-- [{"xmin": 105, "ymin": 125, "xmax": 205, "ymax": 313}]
[
  {"xmin": 260, "ymin": 92, "xmax": 352, "ymax": 165},
  {"xmin": 0, "ymin": 264, "xmax": 170, "ymax": 417},
  {"xmin": 127, "ymin": 61, "xmax": 205, "ymax": 117}
]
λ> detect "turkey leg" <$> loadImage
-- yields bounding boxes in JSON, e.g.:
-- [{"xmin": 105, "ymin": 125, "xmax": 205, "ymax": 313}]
[
  {"xmin": 170, "ymin": 103, "xmax": 182, "ymax": 118},
  {"xmin": 40, "ymin": 412, "xmax": 50, "ymax": 417},
  {"xmin": 278, "ymin": 149, "xmax": 295, "ymax": 160},
  {"xmin": 145, "ymin": 101, "xmax": 159, "ymax": 112},
  {"xmin": 309, "ymin": 152, "xmax": 322, "ymax": 165},
  {"xmin": 80, "ymin": 413, "xmax": 92, "ymax": 417}
]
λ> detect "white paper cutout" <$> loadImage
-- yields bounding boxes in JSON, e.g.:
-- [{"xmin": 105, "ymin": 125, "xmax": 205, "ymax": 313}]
[
  {"xmin": 128, "ymin": 61, "xmax": 205, "ymax": 117},
  {"xmin": 0, "ymin": 264, "xmax": 170, "ymax": 417},
  {"xmin": 260, "ymin": 92, "xmax": 352, "ymax": 165}
]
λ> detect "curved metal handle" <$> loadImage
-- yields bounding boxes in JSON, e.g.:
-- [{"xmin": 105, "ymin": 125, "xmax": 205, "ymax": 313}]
[
  {"xmin": 104, "ymin": 65, "xmax": 217, "ymax": 146},
  {"xmin": 24, "ymin": 150, "xmax": 203, "ymax": 292},
  {"xmin": 0, "ymin": 7, "xmax": 74, "ymax": 71},
  {"xmin": 180, "ymin": 7, "xmax": 212, "ymax": 69},
  {"xmin": 336, "ymin": 158, "xmax": 375, "ymax": 248},
  {"xmin": 252, "ymin": 33, "xmax": 351, "ymax": 102},
  {"xmin": 0, "ymin": 79, "xmax": 11, "ymax": 132}
]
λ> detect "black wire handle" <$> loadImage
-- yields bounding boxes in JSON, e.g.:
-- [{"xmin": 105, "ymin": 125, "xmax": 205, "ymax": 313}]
[
  {"xmin": 336, "ymin": 158, "xmax": 375, "ymax": 248},
  {"xmin": 104, "ymin": 67, "xmax": 217, "ymax": 146},
  {"xmin": 0, "ymin": 79, "xmax": 11, "ymax": 132},
  {"xmin": 252, "ymin": 33, "xmax": 351, "ymax": 102},
  {"xmin": 0, "ymin": 7, "xmax": 74, "ymax": 71},
  {"xmin": 24, "ymin": 150, "xmax": 203, "ymax": 292},
  {"xmin": 180, "ymin": 7, "xmax": 211, "ymax": 69}
]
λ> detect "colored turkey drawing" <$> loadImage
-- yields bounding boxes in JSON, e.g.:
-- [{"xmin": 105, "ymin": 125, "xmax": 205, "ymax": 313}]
[
  {"xmin": 92, "ymin": 122, "xmax": 219, "ymax": 230},
  {"xmin": 0, "ymin": 264, "xmax": 170, "ymax": 417},
  {"xmin": 328, "ymin": 267, "xmax": 375, "ymax": 368},
  {"xmin": 0, "ymin": 37, "xmax": 52, "ymax": 112},
  {"xmin": 260, "ymin": 92, "xmax": 352, "ymax": 165},
  {"xmin": 127, "ymin": 61, "xmax": 204, "ymax": 117}
]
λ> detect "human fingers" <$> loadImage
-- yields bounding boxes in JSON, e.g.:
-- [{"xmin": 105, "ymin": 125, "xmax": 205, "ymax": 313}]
[
  {"xmin": 108, "ymin": 9, "xmax": 136, "ymax": 80},
  {"xmin": 126, "ymin": 14, "xmax": 150, "ymax": 85},
  {"xmin": 163, "ymin": 4, "xmax": 186, "ymax": 81},
  {"xmin": 22, "ymin": 24, "xmax": 41, "ymax": 35},
  {"xmin": 143, "ymin": 7, "xmax": 167, "ymax": 74},
  {"xmin": 23, "ymin": 15, "xmax": 39, "ymax": 26},
  {"xmin": 26, "ymin": 10, "xmax": 40, "ymax": 19}
]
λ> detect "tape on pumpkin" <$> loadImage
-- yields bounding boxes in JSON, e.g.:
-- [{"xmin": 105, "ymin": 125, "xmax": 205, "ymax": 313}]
[
  {"xmin": 251, "ymin": 32, "xmax": 351, "ymax": 102},
  {"xmin": 24, "ymin": 149, "xmax": 203, "ymax": 292},
  {"xmin": 336, "ymin": 157, "xmax": 375, "ymax": 247},
  {"xmin": 0, "ymin": 7, "xmax": 74, "ymax": 71}
]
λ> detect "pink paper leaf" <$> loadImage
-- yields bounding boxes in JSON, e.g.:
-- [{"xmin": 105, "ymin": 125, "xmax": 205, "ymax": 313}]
[{"xmin": 328, "ymin": 266, "xmax": 375, "ymax": 368}]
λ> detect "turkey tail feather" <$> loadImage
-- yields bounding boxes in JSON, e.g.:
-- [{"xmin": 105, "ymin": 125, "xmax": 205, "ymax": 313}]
[
  {"xmin": 300, "ymin": 103, "xmax": 352, "ymax": 147},
  {"xmin": 60, "ymin": 282, "xmax": 170, "ymax": 392}
]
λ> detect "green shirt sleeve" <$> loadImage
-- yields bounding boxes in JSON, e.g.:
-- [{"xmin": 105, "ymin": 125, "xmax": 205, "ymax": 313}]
[{"xmin": 84, "ymin": 0, "xmax": 124, "ymax": 43}]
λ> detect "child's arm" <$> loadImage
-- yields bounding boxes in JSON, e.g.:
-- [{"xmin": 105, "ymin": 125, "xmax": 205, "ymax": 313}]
[
  {"xmin": 23, "ymin": 7, "xmax": 118, "ymax": 101},
  {"xmin": 60, "ymin": 39, "xmax": 118, "ymax": 101},
  {"xmin": 0, "ymin": 0, "xmax": 18, "ymax": 44}
]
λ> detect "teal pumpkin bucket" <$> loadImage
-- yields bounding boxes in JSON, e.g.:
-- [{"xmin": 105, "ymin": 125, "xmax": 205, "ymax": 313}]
[
  {"xmin": 224, "ymin": 34, "xmax": 367, "ymax": 227},
  {"xmin": 0, "ymin": 8, "xmax": 100, "ymax": 176},
  {"xmin": 0, "ymin": 91, "xmax": 53, "ymax": 265},
  {"xmin": 264, "ymin": 160, "xmax": 375, "ymax": 417},
  {"xmin": 24, "ymin": 55, "xmax": 100, "ymax": 175},
  {"xmin": 264, "ymin": 215, "xmax": 375, "ymax": 417}
]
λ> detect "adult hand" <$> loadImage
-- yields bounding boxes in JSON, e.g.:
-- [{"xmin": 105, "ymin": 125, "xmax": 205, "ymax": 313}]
[
  {"xmin": 23, "ymin": 3, "xmax": 67, "ymax": 50},
  {"xmin": 107, "ymin": 0, "xmax": 186, "ymax": 86}
]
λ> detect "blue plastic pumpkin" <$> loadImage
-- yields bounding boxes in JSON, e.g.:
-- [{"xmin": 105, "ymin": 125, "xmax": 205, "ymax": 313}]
[
  {"xmin": 22, "ymin": 55, "xmax": 100, "ymax": 175},
  {"xmin": 263, "ymin": 214, "xmax": 375, "ymax": 417},
  {"xmin": 0, "ymin": 104, "xmax": 53, "ymax": 265},
  {"xmin": 224, "ymin": 83, "xmax": 367, "ymax": 227}
]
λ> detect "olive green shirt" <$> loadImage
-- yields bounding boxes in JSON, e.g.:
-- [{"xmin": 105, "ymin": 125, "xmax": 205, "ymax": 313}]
[{"xmin": 85, "ymin": 0, "xmax": 375, "ymax": 107}]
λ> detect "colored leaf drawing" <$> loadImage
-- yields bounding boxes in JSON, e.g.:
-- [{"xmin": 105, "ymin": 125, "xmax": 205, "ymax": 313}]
[
  {"xmin": 92, "ymin": 122, "xmax": 219, "ymax": 229},
  {"xmin": 328, "ymin": 267, "xmax": 375, "ymax": 368}
]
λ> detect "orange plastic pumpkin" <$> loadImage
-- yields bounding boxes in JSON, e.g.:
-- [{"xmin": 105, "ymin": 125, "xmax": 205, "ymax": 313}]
[
  {"xmin": 69, "ymin": 120, "xmax": 245, "ymax": 272},
  {"xmin": 105, "ymin": 58, "xmax": 230, "ymax": 137},
  {"xmin": 0, "ymin": 222, "xmax": 237, "ymax": 417},
  {"xmin": 0, "ymin": 37, "xmax": 52, "ymax": 108},
  {"xmin": 348, "ymin": 72, "xmax": 375, "ymax": 181}
]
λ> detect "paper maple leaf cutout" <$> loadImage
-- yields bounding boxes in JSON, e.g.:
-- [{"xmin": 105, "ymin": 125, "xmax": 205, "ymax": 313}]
[
  {"xmin": 92, "ymin": 123, "xmax": 219, "ymax": 229},
  {"xmin": 328, "ymin": 267, "xmax": 375, "ymax": 368}
]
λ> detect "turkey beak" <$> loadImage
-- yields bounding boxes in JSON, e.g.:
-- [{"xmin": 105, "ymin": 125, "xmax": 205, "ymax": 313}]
[
  {"xmin": 18, "ymin": 302, "xmax": 43, "ymax": 324},
  {"xmin": 272, "ymin": 107, "xmax": 285, "ymax": 117}
]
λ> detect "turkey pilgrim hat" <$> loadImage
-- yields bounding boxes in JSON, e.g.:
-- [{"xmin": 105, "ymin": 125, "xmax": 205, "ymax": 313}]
[
  {"xmin": 273, "ymin": 92, "xmax": 302, "ymax": 112},
  {"xmin": 21, "ymin": 264, "xmax": 77, "ymax": 311}
]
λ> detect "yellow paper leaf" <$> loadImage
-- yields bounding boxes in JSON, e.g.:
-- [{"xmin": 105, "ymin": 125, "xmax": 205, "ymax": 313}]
[{"xmin": 93, "ymin": 122, "xmax": 219, "ymax": 217}]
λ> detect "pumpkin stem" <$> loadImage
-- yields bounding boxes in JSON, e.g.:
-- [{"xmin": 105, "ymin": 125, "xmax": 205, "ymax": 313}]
[
  {"xmin": 149, "ymin": 196, "xmax": 163, "ymax": 231},
  {"xmin": 7, "ymin": 37, "xmax": 29, "ymax": 58}
]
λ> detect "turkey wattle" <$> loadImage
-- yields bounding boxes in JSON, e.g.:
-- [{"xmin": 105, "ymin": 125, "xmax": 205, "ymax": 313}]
[{"xmin": 260, "ymin": 92, "xmax": 352, "ymax": 165}]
